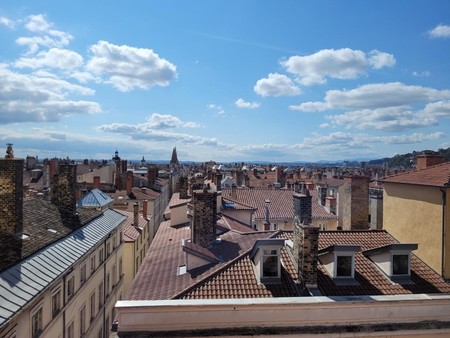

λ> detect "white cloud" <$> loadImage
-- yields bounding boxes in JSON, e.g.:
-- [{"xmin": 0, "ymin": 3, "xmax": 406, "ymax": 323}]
[
  {"xmin": 86, "ymin": 40, "xmax": 177, "ymax": 92},
  {"xmin": 281, "ymin": 48, "xmax": 395, "ymax": 85},
  {"xmin": 235, "ymin": 98, "xmax": 260, "ymax": 109},
  {"xmin": 0, "ymin": 16, "xmax": 16, "ymax": 29},
  {"xmin": 428, "ymin": 24, "xmax": 450, "ymax": 39},
  {"xmin": 291, "ymin": 82, "xmax": 450, "ymax": 112},
  {"xmin": 207, "ymin": 103, "xmax": 225, "ymax": 115},
  {"xmin": 15, "ymin": 48, "xmax": 83, "ymax": 70},
  {"xmin": 0, "ymin": 64, "xmax": 100, "ymax": 124},
  {"xmin": 16, "ymin": 15, "xmax": 72, "ymax": 54},
  {"xmin": 412, "ymin": 71, "xmax": 431, "ymax": 77},
  {"xmin": 254, "ymin": 73, "xmax": 301, "ymax": 97}
]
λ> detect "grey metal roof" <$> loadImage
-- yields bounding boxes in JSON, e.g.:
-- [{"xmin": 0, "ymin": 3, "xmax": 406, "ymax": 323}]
[
  {"xmin": 77, "ymin": 188, "xmax": 113, "ymax": 208},
  {"xmin": 0, "ymin": 209, "xmax": 126, "ymax": 327}
]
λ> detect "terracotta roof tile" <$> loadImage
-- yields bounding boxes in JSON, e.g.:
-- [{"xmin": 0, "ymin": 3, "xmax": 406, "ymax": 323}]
[{"xmin": 383, "ymin": 162, "xmax": 450, "ymax": 187}]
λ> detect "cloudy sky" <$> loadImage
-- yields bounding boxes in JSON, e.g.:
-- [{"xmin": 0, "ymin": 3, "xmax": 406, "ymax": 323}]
[{"xmin": 1, "ymin": 1, "xmax": 450, "ymax": 162}]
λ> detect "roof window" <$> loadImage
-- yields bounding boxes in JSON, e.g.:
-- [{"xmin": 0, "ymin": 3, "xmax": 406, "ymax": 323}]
[
  {"xmin": 319, "ymin": 245, "xmax": 361, "ymax": 282},
  {"xmin": 363, "ymin": 243, "xmax": 418, "ymax": 280},
  {"xmin": 250, "ymin": 239, "xmax": 285, "ymax": 284}
]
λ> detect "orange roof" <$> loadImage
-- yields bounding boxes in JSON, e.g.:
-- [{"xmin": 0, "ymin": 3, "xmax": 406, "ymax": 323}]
[{"xmin": 383, "ymin": 162, "xmax": 450, "ymax": 187}]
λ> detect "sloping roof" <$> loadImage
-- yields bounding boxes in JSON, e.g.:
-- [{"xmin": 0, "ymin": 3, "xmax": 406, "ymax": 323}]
[
  {"xmin": 0, "ymin": 209, "xmax": 126, "ymax": 327},
  {"xmin": 221, "ymin": 188, "xmax": 337, "ymax": 221},
  {"xmin": 115, "ymin": 209, "xmax": 147, "ymax": 242},
  {"xmin": 0, "ymin": 197, "xmax": 101, "ymax": 272},
  {"xmin": 383, "ymin": 162, "xmax": 450, "ymax": 187},
  {"xmin": 76, "ymin": 188, "xmax": 113, "ymax": 208}
]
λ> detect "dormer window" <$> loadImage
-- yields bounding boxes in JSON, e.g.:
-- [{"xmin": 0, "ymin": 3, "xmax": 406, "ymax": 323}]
[
  {"xmin": 363, "ymin": 243, "xmax": 418, "ymax": 280},
  {"xmin": 250, "ymin": 239, "xmax": 285, "ymax": 284},
  {"xmin": 318, "ymin": 245, "xmax": 360, "ymax": 281}
]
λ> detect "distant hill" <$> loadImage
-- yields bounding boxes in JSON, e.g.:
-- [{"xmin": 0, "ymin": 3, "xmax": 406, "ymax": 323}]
[{"xmin": 368, "ymin": 147, "xmax": 450, "ymax": 168}]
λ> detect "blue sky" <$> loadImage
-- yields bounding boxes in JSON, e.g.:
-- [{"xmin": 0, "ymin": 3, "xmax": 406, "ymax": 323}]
[{"xmin": 1, "ymin": 1, "xmax": 450, "ymax": 163}]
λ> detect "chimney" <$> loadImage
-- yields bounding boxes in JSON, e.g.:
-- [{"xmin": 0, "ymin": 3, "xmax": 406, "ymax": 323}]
[
  {"xmin": 56, "ymin": 163, "xmax": 77, "ymax": 213},
  {"xmin": 126, "ymin": 171, "xmax": 133, "ymax": 195},
  {"xmin": 292, "ymin": 189, "xmax": 319, "ymax": 292},
  {"xmin": 191, "ymin": 188, "xmax": 217, "ymax": 248},
  {"xmin": 215, "ymin": 172, "xmax": 222, "ymax": 191},
  {"xmin": 416, "ymin": 152, "xmax": 444, "ymax": 170},
  {"xmin": 340, "ymin": 175, "xmax": 369, "ymax": 230},
  {"xmin": 133, "ymin": 202, "xmax": 139, "ymax": 227},
  {"xmin": 93, "ymin": 176, "xmax": 100, "ymax": 189},
  {"xmin": 231, "ymin": 184, "xmax": 237, "ymax": 200},
  {"xmin": 147, "ymin": 166, "xmax": 157, "ymax": 189},
  {"xmin": 179, "ymin": 175, "xmax": 189, "ymax": 199},
  {"xmin": 236, "ymin": 171, "xmax": 243, "ymax": 187},
  {"xmin": 0, "ymin": 144, "xmax": 24, "ymax": 236},
  {"xmin": 264, "ymin": 198, "xmax": 270, "ymax": 230},
  {"xmin": 293, "ymin": 190, "xmax": 312, "ymax": 225},
  {"xmin": 143, "ymin": 199, "xmax": 148, "ymax": 219},
  {"xmin": 318, "ymin": 186, "xmax": 327, "ymax": 206}
]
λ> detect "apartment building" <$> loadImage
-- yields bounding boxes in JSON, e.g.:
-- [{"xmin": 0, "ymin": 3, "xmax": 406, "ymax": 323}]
[
  {"xmin": 383, "ymin": 154, "xmax": 450, "ymax": 278},
  {"xmin": 0, "ymin": 151, "xmax": 126, "ymax": 338}
]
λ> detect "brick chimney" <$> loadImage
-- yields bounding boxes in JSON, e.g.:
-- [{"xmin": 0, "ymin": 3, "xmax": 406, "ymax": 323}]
[
  {"xmin": 56, "ymin": 164, "xmax": 77, "ymax": 214},
  {"xmin": 93, "ymin": 176, "xmax": 100, "ymax": 189},
  {"xmin": 416, "ymin": 152, "xmax": 444, "ymax": 170},
  {"xmin": 147, "ymin": 166, "xmax": 158, "ymax": 189},
  {"xmin": 133, "ymin": 202, "xmax": 139, "ymax": 227},
  {"xmin": 191, "ymin": 188, "xmax": 217, "ymax": 248},
  {"xmin": 215, "ymin": 172, "xmax": 222, "ymax": 191},
  {"xmin": 231, "ymin": 184, "xmax": 237, "ymax": 200},
  {"xmin": 292, "ymin": 189, "xmax": 319, "ymax": 292},
  {"xmin": 236, "ymin": 171, "xmax": 244, "ymax": 187},
  {"xmin": 340, "ymin": 175, "xmax": 369, "ymax": 230},
  {"xmin": 0, "ymin": 145, "xmax": 24, "ymax": 236},
  {"xmin": 126, "ymin": 171, "xmax": 133, "ymax": 195},
  {"xmin": 318, "ymin": 186, "xmax": 327, "ymax": 206},
  {"xmin": 179, "ymin": 175, "xmax": 189, "ymax": 199}
]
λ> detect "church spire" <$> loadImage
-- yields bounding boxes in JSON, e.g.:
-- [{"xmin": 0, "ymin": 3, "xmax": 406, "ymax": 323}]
[{"xmin": 170, "ymin": 147, "xmax": 179, "ymax": 166}]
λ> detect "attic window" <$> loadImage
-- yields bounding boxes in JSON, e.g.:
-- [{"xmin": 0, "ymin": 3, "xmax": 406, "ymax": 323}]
[
  {"xmin": 319, "ymin": 245, "xmax": 360, "ymax": 280},
  {"xmin": 250, "ymin": 239, "xmax": 285, "ymax": 284},
  {"xmin": 363, "ymin": 243, "xmax": 417, "ymax": 279},
  {"xmin": 177, "ymin": 265, "xmax": 187, "ymax": 276}
]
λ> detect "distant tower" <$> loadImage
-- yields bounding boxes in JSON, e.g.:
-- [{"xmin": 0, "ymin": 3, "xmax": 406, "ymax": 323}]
[{"xmin": 170, "ymin": 147, "xmax": 180, "ymax": 173}]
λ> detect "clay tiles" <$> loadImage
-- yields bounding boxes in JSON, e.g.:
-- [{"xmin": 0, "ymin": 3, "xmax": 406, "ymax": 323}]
[
  {"xmin": 383, "ymin": 162, "xmax": 450, "ymax": 187},
  {"xmin": 115, "ymin": 209, "xmax": 147, "ymax": 242}
]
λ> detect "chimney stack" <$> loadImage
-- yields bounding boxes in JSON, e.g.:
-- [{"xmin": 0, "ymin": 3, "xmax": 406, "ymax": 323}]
[
  {"xmin": 126, "ymin": 171, "xmax": 133, "ymax": 195},
  {"xmin": 179, "ymin": 175, "xmax": 189, "ymax": 199},
  {"xmin": 0, "ymin": 144, "xmax": 24, "ymax": 236},
  {"xmin": 292, "ymin": 188, "xmax": 319, "ymax": 292},
  {"xmin": 191, "ymin": 188, "xmax": 217, "ymax": 248},
  {"xmin": 416, "ymin": 152, "xmax": 444, "ymax": 171},
  {"xmin": 147, "ymin": 166, "xmax": 158, "ymax": 189},
  {"xmin": 133, "ymin": 202, "xmax": 139, "ymax": 227},
  {"xmin": 93, "ymin": 176, "xmax": 100, "ymax": 189},
  {"xmin": 340, "ymin": 175, "xmax": 369, "ymax": 230},
  {"xmin": 56, "ymin": 164, "xmax": 77, "ymax": 214},
  {"xmin": 231, "ymin": 184, "xmax": 237, "ymax": 200},
  {"xmin": 215, "ymin": 172, "xmax": 222, "ymax": 191},
  {"xmin": 143, "ymin": 199, "xmax": 148, "ymax": 219}
]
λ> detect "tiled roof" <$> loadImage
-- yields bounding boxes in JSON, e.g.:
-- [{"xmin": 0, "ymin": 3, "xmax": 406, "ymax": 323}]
[
  {"xmin": 115, "ymin": 209, "xmax": 147, "ymax": 241},
  {"xmin": 0, "ymin": 197, "xmax": 101, "ymax": 272},
  {"xmin": 218, "ymin": 215, "xmax": 255, "ymax": 234},
  {"xmin": 383, "ymin": 162, "xmax": 450, "ymax": 187},
  {"xmin": 125, "ymin": 217, "xmax": 273, "ymax": 300},
  {"xmin": 131, "ymin": 187, "xmax": 160, "ymax": 200},
  {"xmin": 221, "ymin": 188, "xmax": 337, "ymax": 221},
  {"xmin": 168, "ymin": 192, "xmax": 191, "ymax": 208}
]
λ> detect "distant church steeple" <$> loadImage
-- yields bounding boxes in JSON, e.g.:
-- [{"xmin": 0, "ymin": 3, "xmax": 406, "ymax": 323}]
[
  {"xmin": 170, "ymin": 147, "xmax": 179, "ymax": 166},
  {"xmin": 112, "ymin": 149, "xmax": 121, "ymax": 161}
]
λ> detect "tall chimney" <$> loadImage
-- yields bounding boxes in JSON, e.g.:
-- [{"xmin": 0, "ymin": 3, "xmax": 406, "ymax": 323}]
[
  {"xmin": 191, "ymin": 188, "xmax": 217, "ymax": 248},
  {"xmin": 93, "ymin": 176, "xmax": 100, "ymax": 189},
  {"xmin": 231, "ymin": 184, "xmax": 237, "ymax": 200},
  {"xmin": 179, "ymin": 175, "xmax": 189, "ymax": 199},
  {"xmin": 133, "ymin": 202, "xmax": 139, "ymax": 227},
  {"xmin": 57, "ymin": 164, "xmax": 77, "ymax": 213},
  {"xmin": 147, "ymin": 166, "xmax": 157, "ymax": 189},
  {"xmin": 126, "ymin": 171, "xmax": 133, "ymax": 195},
  {"xmin": 318, "ymin": 186, "xmax": 327, "ymax": 206},
  {"xmin": 340, "ymin": 175, "xmax": 369, "ymax": 230},
  {"xmin": 292, "ymin": 189, "xmax": 319, "ymax": 293},
  {"xmin": 0, "ymin": 144, "xmax": 24, "ymax": 236},
  {"xmin": 215, "ymin": 172, "xmax": 222, "ymax": 191}
]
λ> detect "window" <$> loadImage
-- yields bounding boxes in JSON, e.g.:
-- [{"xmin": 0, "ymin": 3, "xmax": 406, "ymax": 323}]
[
  {"xmin": 98, "ymin": 282, "xmax": 104, "ymax": 308},
  {"xmin": 99, "ymin": 248, "xmax": 104, "ymax": 263},
  {"xmin": 119, "ymin": 231, "xmax": 123, "ymax": 243},
  {"xmin": 52, "ymin": 288, "xmax": 61, "ymax": 317},
  {"xmin": 90, "ymin": 292, "xmax": 96, "ymax": 322},
  {"xmin": 67, "ymin": 276, "xmax": 75, "ymax": 298},
  {"xmin": 112, "ymin": 265, "xmax": 117, "ymax": 287},
  {"xmin": 31, "ymin": 307, "xmax": 43, "ymax": 338},
  {"xmin": 119, "ymin": 258, "xmax": 123, "ymax": 277},
  {"xmin": 79, "ymin": 305, "xmax": 86, "ymax": 337},
  {"xmin": 91, "ymin": 255, "xmax": 96, "ymax": 274},
  {"xmin": 113, "ymin": 236, "xmax": 116, "ymax": 250},
  {"xmin": 393, "ymin": 254, "xmax": 409, "ymax": 275},
  {"xmin": 106, "ymin": 273, "xmax": 110, "ymax": 296},
  {"xmin": 135, "ymin": 257, "xmax": 139, "ymax": 274},
  {"xmin": 262, "ymin": 249, "xmax": 279, "ymax": 278},
  {"xmin": 80, "ymin": 264, "xmax": 86, "ymax": 284},
  {"xmin": 336, "ymin": 256, "xmax": 353, "ymax": 277},
  {"xmin": 106, "ymin": 242, "xmax": 111, "ymax": 256},
  {"xmin": 66, "ymin": 321, "xmax": 74, "ymax": 338},
  {"xmin": 97, "ymin": 327, "xmax": 103, "ymax": 338}
]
